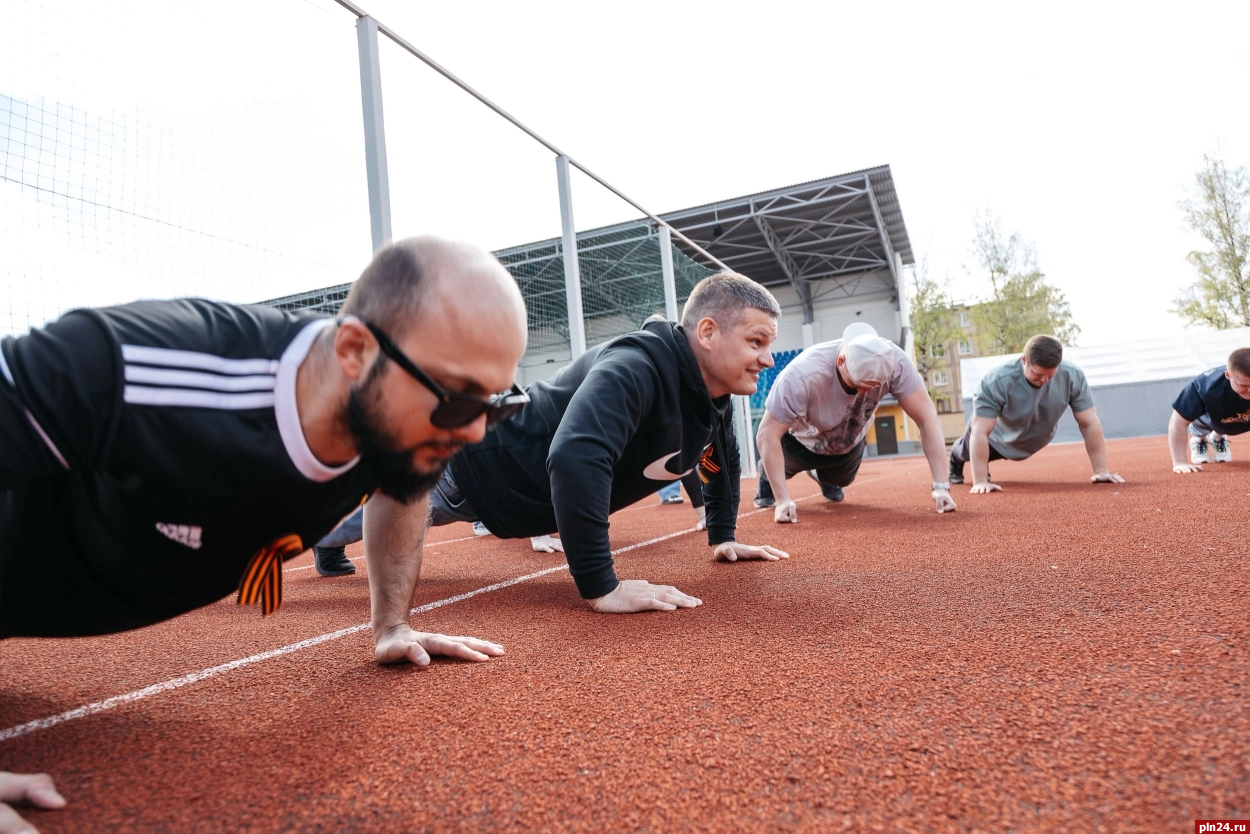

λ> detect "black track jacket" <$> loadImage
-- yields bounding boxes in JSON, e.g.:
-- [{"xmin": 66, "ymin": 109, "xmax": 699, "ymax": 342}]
[{"xmin": 449, "ymin": 320, "xmax": 741, "ymax": 599}]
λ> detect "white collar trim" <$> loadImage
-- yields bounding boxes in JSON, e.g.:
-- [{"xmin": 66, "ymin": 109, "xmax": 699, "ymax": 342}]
[{"xmin": 275, "ymin": 319, "xmax": 360, "ymax": 482}]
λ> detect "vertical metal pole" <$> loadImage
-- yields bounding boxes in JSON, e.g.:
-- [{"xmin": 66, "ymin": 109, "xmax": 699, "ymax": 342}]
[
  {"xmin": 738, "ymin": 395, "xmax": 758, "ymax": 478},
  {"xmin": 658, "ymin": 224, "xmax": 678, "ymax": 322},
  {"xmin": 555, "ymin": 154, "xmax": 586, "ymax": 357},
  {"xmin": 357, "ymin": 16, "xmax": 392, "ymax": 252}
]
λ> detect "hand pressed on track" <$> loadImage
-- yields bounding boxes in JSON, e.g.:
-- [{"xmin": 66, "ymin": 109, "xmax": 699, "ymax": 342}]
[
  {"xmin": 1172, "ymin": 463, "xmax": 1203, "ymax": 474},
  {"xmin": 773, "ymin": 499, "xmax": 798, "ymax": 524},
  {"xmin": 932, "ymin": 488, "xmax": 957, "ymax": 513},
  {"xmin": 714, "ymin": 542, "xmax": 790, "ymax": 562},
  {"xmin": 694, "ymin": 505, "xmax": 706, "ymax": 532},
  {"xmin": 589, "ymin": 579, "xmax": 702, "ymax": 613},
  {"xmin": 374, "ymin": 625, "xmax": 505, "ymax": 667},
  {"xmin": 969, "ymin": 481, "xmax": 1002, "ymax": 494},
  {"xmin": 1090, "ymin": 471, "xmax": 1125, "ymax": 484},
  {"xmin": 0, "ymin": 771, "xmax": 66, "ymax": 834},
  {"xmin": 530, "ymin": 535, "xmax": 564, "ymax": 553}
]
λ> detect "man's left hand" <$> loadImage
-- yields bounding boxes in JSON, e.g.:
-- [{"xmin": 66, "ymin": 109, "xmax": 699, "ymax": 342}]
[
  {"xmin": 530, "ymin": 535, "xmax": 564, "ymax": 553},
  {"xmin": 714, "ymin": 542, "xmax": 790, "ymax": 562},
  {"xmin": 694, "ymin": 505, "xmax": 707, "ymax": 532},
  {"xmin": 932, "ymin": 488, "xmax": 957, "ymax": 513},
  {"xmin": 1091, "ymin": 471, "xmax": 1125, "ymax": 484},
  {"xmin": 374, "ymin": 624, "xmax": 505, "ymax": 667}
]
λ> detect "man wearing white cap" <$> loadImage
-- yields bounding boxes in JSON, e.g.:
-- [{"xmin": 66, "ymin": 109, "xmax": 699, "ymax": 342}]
[{"xmin": 754, "ymin": 323, "xmax": 956, "ymax": 523}]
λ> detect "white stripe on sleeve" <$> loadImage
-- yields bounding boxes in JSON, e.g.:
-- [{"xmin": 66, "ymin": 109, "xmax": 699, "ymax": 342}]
[
  {"xmin": 123, "ymin": 365, "xmax": 276, "ymax": 392},
  {"xmin": 123, "ymin": 386, "xmax": 277, "ymax": 410},
  {"xmin": 121, "ymin": 345, "xmax": 279, "ymax": 376}
]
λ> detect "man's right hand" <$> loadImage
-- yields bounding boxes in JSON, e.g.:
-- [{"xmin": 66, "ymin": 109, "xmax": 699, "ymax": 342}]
[
  {"xmin": 588, "ymin": 579, "xmax": 702, "ymax": 613},
  {"xmin": 970, "ymin": 481, "xmax": 1003, "ymax": 494},
  {"xmin": 0, "ymin": 771, "xmax": 66, "ymax": 834},
  {"xmin": 374, "ymin": 624, "xmax": 505, "ymax": 666},
  {"xmin": 1173, "ymin": 463, "xmax": 1203, "ymax": 474},
  {"xmin": 773, "ymin": 499, "xmax": 798, "ymax": 523}
]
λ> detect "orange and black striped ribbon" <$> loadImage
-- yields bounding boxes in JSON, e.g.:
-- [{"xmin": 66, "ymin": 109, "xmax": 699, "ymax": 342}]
[
  {"xmin": 698, "ymin": 445, "xmax": 719, "ymax": 484},
  {"xmin": 236, "ymin": 533, "xmax": 304, "ymax": 616}
]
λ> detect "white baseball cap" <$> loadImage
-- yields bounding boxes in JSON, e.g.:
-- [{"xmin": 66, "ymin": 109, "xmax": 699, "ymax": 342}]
[{"xmin": 841, "ymin": 323, "xmax": 896, "ymax": 387}]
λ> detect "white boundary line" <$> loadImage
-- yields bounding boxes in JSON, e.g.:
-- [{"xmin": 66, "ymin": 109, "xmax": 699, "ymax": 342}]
[
  {"xmin": 0, "ymin": 528, "xmax": 698, "ymax": 743},
  {"xmin": 1, "ymin": 465, "xmax": 920, "ymax": 744}
]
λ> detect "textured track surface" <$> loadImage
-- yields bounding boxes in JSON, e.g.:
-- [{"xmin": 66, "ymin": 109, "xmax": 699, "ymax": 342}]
[{"xmin": 2, "ymin": 436, "xmax": 1247, "ymax": 832}]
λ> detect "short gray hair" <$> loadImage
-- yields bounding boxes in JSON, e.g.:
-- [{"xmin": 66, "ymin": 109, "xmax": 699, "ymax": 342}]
[{"xmin": 680, "ymin": 272, "xmax": 780, "ymax": 330}]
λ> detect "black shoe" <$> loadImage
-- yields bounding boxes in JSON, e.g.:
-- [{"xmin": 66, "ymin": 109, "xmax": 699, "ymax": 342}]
[
  {"xmin": 820, "ymin": 484, "xmax": 845, "ymax": 502},
  {"xmin": 948, "ymin": 455, "xmax": 965, "ymax": 485},
  {"xmin": 314, "ymin": 546, "xmax": 355, "ymax": 577}
]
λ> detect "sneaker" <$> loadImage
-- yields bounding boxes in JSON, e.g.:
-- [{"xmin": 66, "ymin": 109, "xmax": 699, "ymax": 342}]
[
  {"xmin": 472, "ymin": 521, "xmax": 493, "ymax": 537},
  {"xmin": 313, "ymin": 546, "xmax": 355, "ymax": 577},
  {"xmin": 1212, "ymin": 434, "xmax": 1232, "ymax": 463},
  {"xmin": 753, "ymin": 496, "xmax": 775, "ymax": 508},
  {"xmin": 948, "ymin": 455, "xmax": 965, "ymax": 485},
  {"xmin": 820, "ymin": 484, "xmax": 845, "ymax": 502},
  {"xmin": 660, "ymin": 494, "xmax": 685, "ymax": 504},
  {"xmin": 1190, "ymin": 435, "xmax": 1211, "ymax": 464}
]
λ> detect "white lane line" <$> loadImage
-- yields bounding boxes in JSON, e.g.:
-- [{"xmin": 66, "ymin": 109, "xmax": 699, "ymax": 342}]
[
  {"xmin": 1, "ymin": 467, "xmax": 920, "ymax": 744},
  {"xmin": 284, "ymin": 534, "xmax": 479, "ymax": 573},
  {"xmin": 0, "ymin": 528, "xmax": 702, "ymax": 743}
]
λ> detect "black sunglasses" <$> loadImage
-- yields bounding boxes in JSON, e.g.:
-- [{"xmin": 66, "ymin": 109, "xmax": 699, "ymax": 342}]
[{"xmin": 343, "ymin": 317, "xmax": 529, "ymax": 430}]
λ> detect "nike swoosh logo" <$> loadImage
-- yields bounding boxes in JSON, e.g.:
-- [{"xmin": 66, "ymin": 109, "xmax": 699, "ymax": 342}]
[{"xmin": 643, "ymin": 452, "xmax": 692, "ymax": 481}]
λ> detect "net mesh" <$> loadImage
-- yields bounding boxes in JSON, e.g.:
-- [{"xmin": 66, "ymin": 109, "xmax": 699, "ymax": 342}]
[{"xmin": 0, "ymin": 0, "xmax": 370, "ymax": 338}]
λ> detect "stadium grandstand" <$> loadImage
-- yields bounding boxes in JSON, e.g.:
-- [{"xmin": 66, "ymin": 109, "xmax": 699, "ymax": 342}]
[{"xmin": 262, "ymin": 165, "xmax": 918, "ymax": 455}]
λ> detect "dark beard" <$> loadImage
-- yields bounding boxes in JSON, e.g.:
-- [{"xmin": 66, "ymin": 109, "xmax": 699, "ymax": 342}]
[{"xmin": 346, "ymin": 358, "xmax": 458, "ymax": 504}]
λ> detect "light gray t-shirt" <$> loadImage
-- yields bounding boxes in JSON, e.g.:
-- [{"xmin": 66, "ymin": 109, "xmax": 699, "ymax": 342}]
[
  {"xmin": 764, "ymin": 339, "xmax": 923, "ymax": 455},
  {"xmin": 973, "ymin": 359, "xmax": 1094, "ymax": 460}
]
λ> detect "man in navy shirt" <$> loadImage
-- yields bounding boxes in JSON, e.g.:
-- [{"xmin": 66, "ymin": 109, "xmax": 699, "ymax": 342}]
[{"xmin": 1169, "ymin": 347, "xmax": 1250, "ymax": 472}]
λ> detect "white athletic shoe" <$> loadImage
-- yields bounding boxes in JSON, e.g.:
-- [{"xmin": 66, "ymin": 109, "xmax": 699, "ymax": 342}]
[
  {"xmin": 1190, "ymin": 435, "xmax": 1211, "ymax": 464},
  {"xmin": 1211, "ymin": 433, "xmax": 1232, "ymax": 463},
  {"xmin": 472, "ymin": 520, "xmax": 493, "ymax": 537}
]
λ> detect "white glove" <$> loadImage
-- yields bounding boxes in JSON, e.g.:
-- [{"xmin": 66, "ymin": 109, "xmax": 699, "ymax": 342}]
[{"xmin": 932, "ymin": 488, "xmax": 957, "ymax": 513}]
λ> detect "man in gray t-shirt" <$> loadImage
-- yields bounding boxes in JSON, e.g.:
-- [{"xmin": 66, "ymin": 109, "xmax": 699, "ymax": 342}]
[
  {"xmin": 949, "ymin": 334, "xmax": 1124, "ymax": 492},
  {"xmin": 755, "ymin": 323, "xmax": 957, "ymax": 524}
]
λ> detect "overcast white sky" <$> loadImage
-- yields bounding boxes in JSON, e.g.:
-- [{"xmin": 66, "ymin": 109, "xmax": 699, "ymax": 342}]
[{"xmin": 3, "ymin": 0, "xmax": 1249, "ymax": 345}]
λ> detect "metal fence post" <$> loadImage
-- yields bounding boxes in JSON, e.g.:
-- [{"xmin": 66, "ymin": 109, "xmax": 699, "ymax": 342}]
[
  {"xmin": 356, "ymin": 16, "xmax": 392, "ymax": 252},
  {"xmin": 658, "ymin": 224, "xmax": 678, "ymax": 322},
  {"xmin": 555, "ymin": 154, "xmax": 586, "ymax": 357}
]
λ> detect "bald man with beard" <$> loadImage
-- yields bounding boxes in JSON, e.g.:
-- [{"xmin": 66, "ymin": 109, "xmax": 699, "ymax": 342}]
[{"xmin": 0, "ymin": 236, "xmax": 528, "ymax": 832}]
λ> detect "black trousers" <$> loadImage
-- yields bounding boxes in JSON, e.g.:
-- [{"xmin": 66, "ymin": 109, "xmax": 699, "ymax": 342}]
[
  {"xmin": 948, "ymin": 423, "xmax": 1009, "ymax": 465},
  {"xmin": 755, "ymin": 434, "xmax": 866, "ymax": 501}
]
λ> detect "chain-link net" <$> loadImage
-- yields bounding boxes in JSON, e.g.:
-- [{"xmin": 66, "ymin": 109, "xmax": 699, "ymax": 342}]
[{"xmin": 0, "ymin": 0, "xmax": 370, "ymax": 338}]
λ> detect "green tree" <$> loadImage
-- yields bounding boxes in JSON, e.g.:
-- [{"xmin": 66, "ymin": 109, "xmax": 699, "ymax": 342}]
[
  {"xmin": 1173, "ymin": 154, "xmax": 1250, "ymax": 329},
  {"xmin": 909, "ymin": 259, "xmax": 958, "ymax": 401},
  {"xmin": 968, "ymin": 212, "xmax": 1079, "ymax": 354}
]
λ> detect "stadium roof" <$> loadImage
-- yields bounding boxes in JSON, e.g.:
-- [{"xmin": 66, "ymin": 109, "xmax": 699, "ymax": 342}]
[
  {"xmin": 658, "ymin": 165, "xmax": 913, "ymax": 321},
  {"xmin": 261, "ymin": 165, "xmax": 915, "ymax": 340}
]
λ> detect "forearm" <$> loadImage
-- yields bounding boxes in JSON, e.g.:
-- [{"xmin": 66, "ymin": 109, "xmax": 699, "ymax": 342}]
[
  {"xmin": 1168, "ymin": 412, "xmax": 1192, "ymax": 465},
  {"xmin": 969, "ymin": 430, "xmax": 992, "ymax": 483},
  {"xmin": 757, "ymin": 435, "xmax": 791, "ymax": 503},
  {"xmin": 363, "ymin": 493, "xmax": 429, "ymax": 634},
  {"xmin": 549, "ymin": 456, "xmax": 618, "ymax": 598},
  {"xmin": 918, "ymin": 416, "xmax": 948, "ymax": 483},
  {"xmin": 1080, "ymin": 420, "xmax": 1110, "ymax": 473}
]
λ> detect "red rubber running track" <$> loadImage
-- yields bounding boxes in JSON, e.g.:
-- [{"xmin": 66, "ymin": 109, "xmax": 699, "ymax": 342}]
[{"xmin": 1, "ymin": 436, "xmax": 1246, "ymax": 831}]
